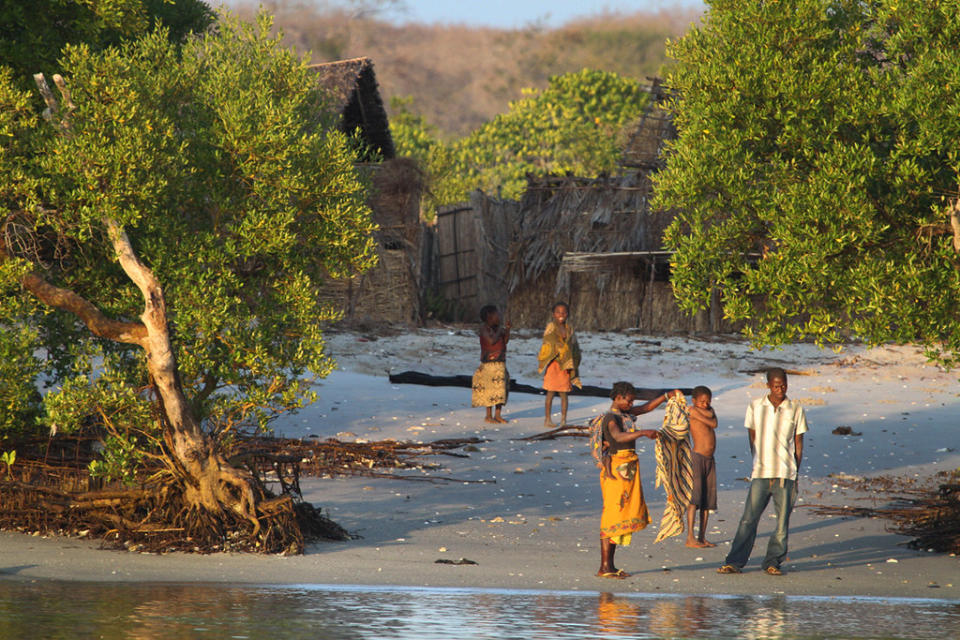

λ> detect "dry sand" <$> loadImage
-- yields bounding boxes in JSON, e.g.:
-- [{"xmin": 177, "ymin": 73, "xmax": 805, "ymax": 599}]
[{"xmin": 3, "ymin": 329, "xmax": 959, "ymax": 599}]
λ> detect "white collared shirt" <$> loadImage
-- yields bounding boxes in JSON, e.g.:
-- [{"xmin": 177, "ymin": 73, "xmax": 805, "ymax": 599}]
[{"xmin": 745, "ymin": 396, "xmax": 808, "ymax": 480}]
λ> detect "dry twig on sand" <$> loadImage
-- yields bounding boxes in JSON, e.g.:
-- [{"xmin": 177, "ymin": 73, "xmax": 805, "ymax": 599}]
[{"xmin": 805, "ymin": 472, "xmax": 960, "ymax": 554}]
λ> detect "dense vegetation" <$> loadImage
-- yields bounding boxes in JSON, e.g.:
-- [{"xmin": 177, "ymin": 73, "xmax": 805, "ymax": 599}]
[
  {"xmin": 244, "ymin": 1, "xmax": 692, "ymax": 135},
  {"xmin": 655, "ymin": 0, "xmax": 960, "ymax": 364},
  {"xmin": 0, "ymin": 0, "xmax": 214, "ymax": 89},
  {"xmin": 0, "ymin": 5, "xmax": 376, "ymax": 549},
  {"xmin": 392, "ymin": 69, "xmax": 651, "ymax": 210}
]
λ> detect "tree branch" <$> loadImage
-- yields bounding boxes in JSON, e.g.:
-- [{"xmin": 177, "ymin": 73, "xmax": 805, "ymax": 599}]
[
  {"xmin": 0, "ymin": 241, "xmax": 148, "ymax": 344},
  {"xmin": 949, "ymin": 198, "xmax": 960, "ymax": 253},
  {"xmin": 103, "ymin": 217, "xmax": 202, "ymax": 437}
]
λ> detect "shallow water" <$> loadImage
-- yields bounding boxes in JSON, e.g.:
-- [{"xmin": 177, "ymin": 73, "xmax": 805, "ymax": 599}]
[{"xmin": 0, "ymin": 581, "xmax": 958, "ymax": 639}]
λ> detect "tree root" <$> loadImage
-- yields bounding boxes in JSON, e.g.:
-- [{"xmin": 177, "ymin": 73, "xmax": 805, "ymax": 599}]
[{"xmin": 0, "ymin": 433, "xmax": 482, "ymax": 553}]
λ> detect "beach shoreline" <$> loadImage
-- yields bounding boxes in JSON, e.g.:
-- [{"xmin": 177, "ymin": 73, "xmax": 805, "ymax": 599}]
[{"xmin": 3, "ymin": 329, "xmax": 959, "ymax": 599}]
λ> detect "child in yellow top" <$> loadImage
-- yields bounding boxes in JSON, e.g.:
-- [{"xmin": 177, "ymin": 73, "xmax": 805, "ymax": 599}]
[{"xmin": 537, "ymin": 301, "xmax": 581, "ymax": 427}]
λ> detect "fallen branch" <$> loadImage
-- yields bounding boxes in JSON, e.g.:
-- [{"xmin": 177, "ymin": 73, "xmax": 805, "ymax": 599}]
[
  {"xmin": 514, "ymin": 425, "xmax": 589, "ymax": 441},
  {"xmin": 388, "ymin": 370, "xmax": 690, "ymax": 400}
]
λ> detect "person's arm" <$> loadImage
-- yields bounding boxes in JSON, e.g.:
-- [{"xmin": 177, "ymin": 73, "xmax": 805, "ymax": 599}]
[
  {"xmin": 794, "ymin": 406, "xmax": 808, "ymax": 470},
  {"xmin": 690, "ymin": 406, "xmax": 718, "ymax": 429},
  {"xmin": 630, "ymin": 389, "xmax": 683, "ymax": 416},
  {"xmin": 744, "ymin": 401, "xmax": 756, "ymax": 456},
  {"xmin": 794, "ymin": 432, "xmax": 804, "ymax": 470},
  {"xmin": 607, "ymin": 415, "xmax": 658, "ymax": 443}
]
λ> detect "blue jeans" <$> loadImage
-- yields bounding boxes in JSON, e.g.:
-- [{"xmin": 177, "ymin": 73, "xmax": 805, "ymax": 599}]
[{"xmin": 724, "ymin": 478, "xmax": 797, "ymax": 570}]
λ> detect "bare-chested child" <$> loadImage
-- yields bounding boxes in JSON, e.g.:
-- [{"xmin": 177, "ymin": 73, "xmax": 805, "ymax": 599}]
[{"xmin": 686, "ymin": 386, "xmax": 718, "ymax": 548}]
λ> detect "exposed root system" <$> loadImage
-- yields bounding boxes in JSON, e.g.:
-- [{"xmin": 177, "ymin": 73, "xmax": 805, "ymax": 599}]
[
  {"xmin": 806, "ymin": 471, "xmax": 960, "ymax": 554},
  {"xmin": 0, "ymin": 434, "xmax": 484, "ymax": 553}
]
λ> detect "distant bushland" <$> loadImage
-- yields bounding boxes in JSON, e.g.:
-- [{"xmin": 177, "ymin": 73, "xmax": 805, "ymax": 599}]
[{"xmin": 236, "ymin": 2, "xmax": 697, "ymax": 136}]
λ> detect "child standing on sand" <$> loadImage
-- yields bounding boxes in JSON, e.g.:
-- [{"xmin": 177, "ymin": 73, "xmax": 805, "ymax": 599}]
[
  {"xmin": 537, "ymin": 302, "xmax": 580, "ymax": 427},
  {"xmin": 596, "ymin": 382, "xmax": 673, "ymax": 579},
  {"xmin": 471, "ymin": 305, "xmax": 511, "ymax": 424},
  {"xmin": 686, "ymin": 386, "xmax": 718, "ymax": 548}
]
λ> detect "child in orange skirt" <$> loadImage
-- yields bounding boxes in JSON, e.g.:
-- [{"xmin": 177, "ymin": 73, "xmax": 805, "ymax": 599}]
[{"xmin": 537, "ymin": 301, "xmax": 581, "ymax": 427}]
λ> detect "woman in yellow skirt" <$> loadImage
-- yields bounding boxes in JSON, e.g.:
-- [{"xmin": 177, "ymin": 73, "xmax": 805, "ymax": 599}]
[{"xmin": 597, "ymin": 381, "xmax": 673, "ymax": 579}]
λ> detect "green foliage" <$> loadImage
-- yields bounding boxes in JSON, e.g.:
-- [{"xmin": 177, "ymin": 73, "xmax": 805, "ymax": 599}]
[
  {"xmin": 1, "ymin": 450, "xmax": 15, "ymax": 479},
  {"xmin": 655, "ymin": 0, "xmax": 960, "ymax": 363},
  {"xmin": 393, "ymin": 69, "xmax": 649, "ymax": 214},
  {"xmin": 0, "ymin": 0, "xmax": 214, "ymax": 90},
  {"xmin": 88, "ymin": 436, "xmax": 144, "ymax": 485},
  {"xmin": 0, "ymin": 13, "xmax": 378, "ymax": 462}
]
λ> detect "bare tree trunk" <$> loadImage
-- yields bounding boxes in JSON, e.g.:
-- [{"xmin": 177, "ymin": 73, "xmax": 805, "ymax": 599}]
[{"xmin": 103, "ymin": 219, "xmax": 261, "ymax": 532}]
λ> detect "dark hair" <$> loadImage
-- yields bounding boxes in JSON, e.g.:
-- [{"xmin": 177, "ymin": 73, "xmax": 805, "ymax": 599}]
[
  {"xmin": 480, "ymin": 305, "xmax": 498, "ymax": 322},
  {"xmin": 552, "ymin": 301, "xmax": 569, "ymax": 313},
  {"xmin": 766, "ymin": 367, "xmax": 787, "ymax": 383},
  {"xmin": 692, "ymin": 385, "xmax": 712, "ymax": 399},
  {"xmin": 610, "ymin": 381, "xmax": 637, "ymax": 399}
]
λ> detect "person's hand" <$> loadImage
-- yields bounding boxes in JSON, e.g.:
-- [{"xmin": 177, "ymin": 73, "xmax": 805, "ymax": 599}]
[
  {"xmin": 643, "ymin": 430, "xmax": 659, "ymax": 440},
  {"xmin": 504, "ymin": 320, "xmax": 512, "ymax": 330},
  {"xmin": 671, "ymin": 389, "xmax": 683, "ymax": 399}
]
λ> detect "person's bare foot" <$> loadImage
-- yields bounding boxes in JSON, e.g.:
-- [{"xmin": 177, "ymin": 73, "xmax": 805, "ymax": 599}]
[
  {"xmin": 485, "ymin": 417, "xmax": 497, "ymax": 424},
  {"xmin": 699, "ymin": 539, "xmax": 716, "ymax": 548},
  {"xmin": 685, "ymin": 538, "xmax": 708, "ymax": 548},
  {"xmin": 494, "ymin": 416, "xmax": 508, "ymax": 424},
  {"xmin": 544, "ymin": 419, "xmax": 557, "ymax": 428}
]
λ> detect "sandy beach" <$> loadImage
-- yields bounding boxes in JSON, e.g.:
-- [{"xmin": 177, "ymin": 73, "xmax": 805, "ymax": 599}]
[{"xmin": 2, "ymin": 328, "xmax": 959, "ymax": 599}]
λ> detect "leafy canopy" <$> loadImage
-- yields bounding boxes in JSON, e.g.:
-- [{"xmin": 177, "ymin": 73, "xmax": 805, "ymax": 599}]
[
  {"xmin": 0, "ymin": 0, "xmax": 215, "ymax": 88},
  {"xmin": 0, "ymin": 14, "xmax": 377, "ymax": 473},
  {"xmin": 392, "ymin": 68, "xmax": 649, "ymax": 213},
  {"xmin": 655, "ymin": 0, "xmax": 960, "ymax": 363}
]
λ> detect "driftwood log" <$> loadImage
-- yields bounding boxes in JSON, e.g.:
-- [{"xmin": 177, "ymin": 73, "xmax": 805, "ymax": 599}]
[{"xmin": 388, "ymin": 370, "xmax": 692, "ymax": 399}]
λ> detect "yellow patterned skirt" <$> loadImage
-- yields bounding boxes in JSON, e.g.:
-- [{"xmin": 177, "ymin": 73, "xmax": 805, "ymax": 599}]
[
  {"xmin": 471, "ymin": 361, "xmax": 509, "ymax": 407},
  {"xmin": 600, "ymin": 449, "xmax": 650, "ymax": 546}
]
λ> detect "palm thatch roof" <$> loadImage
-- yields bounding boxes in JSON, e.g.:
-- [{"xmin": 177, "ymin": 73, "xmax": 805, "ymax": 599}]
[
  {"xmin": 506, "ymin": 172, "xmax": 674, "ymax": 292},
  {"xmin": 309, "ymin": 57, "xmax": 396, "ymax": 160},
  {"xmin": 621, "ymin": 77, "xmax": 675, "ymax": 170}
]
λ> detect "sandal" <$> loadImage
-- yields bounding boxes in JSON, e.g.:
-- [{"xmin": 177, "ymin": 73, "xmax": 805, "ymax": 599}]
[
  {"xmin": 597, "ymin": 569, "xmax": 630, "ymax": 579},
  {"xmin": 764, "ymin": 566, "xmax": 783, "ymax": 576},
  {"xmin": 717, "ymin": 564, "xmax": 742, "ymax": 574}
]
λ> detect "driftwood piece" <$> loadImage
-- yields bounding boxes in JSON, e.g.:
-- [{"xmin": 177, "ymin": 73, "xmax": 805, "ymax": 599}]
[
  {"xmin": 514, "ymin": 425, "xmax": 589, "ymax": 441},
  {"xmin": 388, "ymin": 370, "xmax": 691, "ymax": 400}
]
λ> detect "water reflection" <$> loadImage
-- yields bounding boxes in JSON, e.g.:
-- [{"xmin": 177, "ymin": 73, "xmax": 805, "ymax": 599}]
[{"xmin": 0, "ymin": 580, "xmax": 958, "ymax": 639}]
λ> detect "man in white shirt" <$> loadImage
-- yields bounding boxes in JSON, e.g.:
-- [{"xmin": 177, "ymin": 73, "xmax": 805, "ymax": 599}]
[{"xmin": 718, "ymin": 368, "xmax": 808, "ymax": 576}]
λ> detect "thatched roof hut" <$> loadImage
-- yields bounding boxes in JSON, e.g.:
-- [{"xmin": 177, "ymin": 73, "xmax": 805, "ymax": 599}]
[
  {"xmin": 506, "ymin": 172, "xmax": 671, "ymax": 289},
  {"xmin": 621, "ymin": 77, "xmax": 675, "ymax": 170},
  {"xmin": 501, "ymin": 170, "xmax": 731, "ymax": 333},
  {"xmin": 318, "ymin": 157, "xmax": 425, "ymax": 326},
  {"xmin": 505, "ymin": 172, "xmax": 678, "ymax": 330},
  {"xmin": 309, "ymin": 57, "xmax": 396, "ymax": 160}
]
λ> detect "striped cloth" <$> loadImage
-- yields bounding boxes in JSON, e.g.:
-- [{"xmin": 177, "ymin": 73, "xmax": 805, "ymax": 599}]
[{"xmin": 654, "ymin": 395, "xmax": 693, "ymax": 543}]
